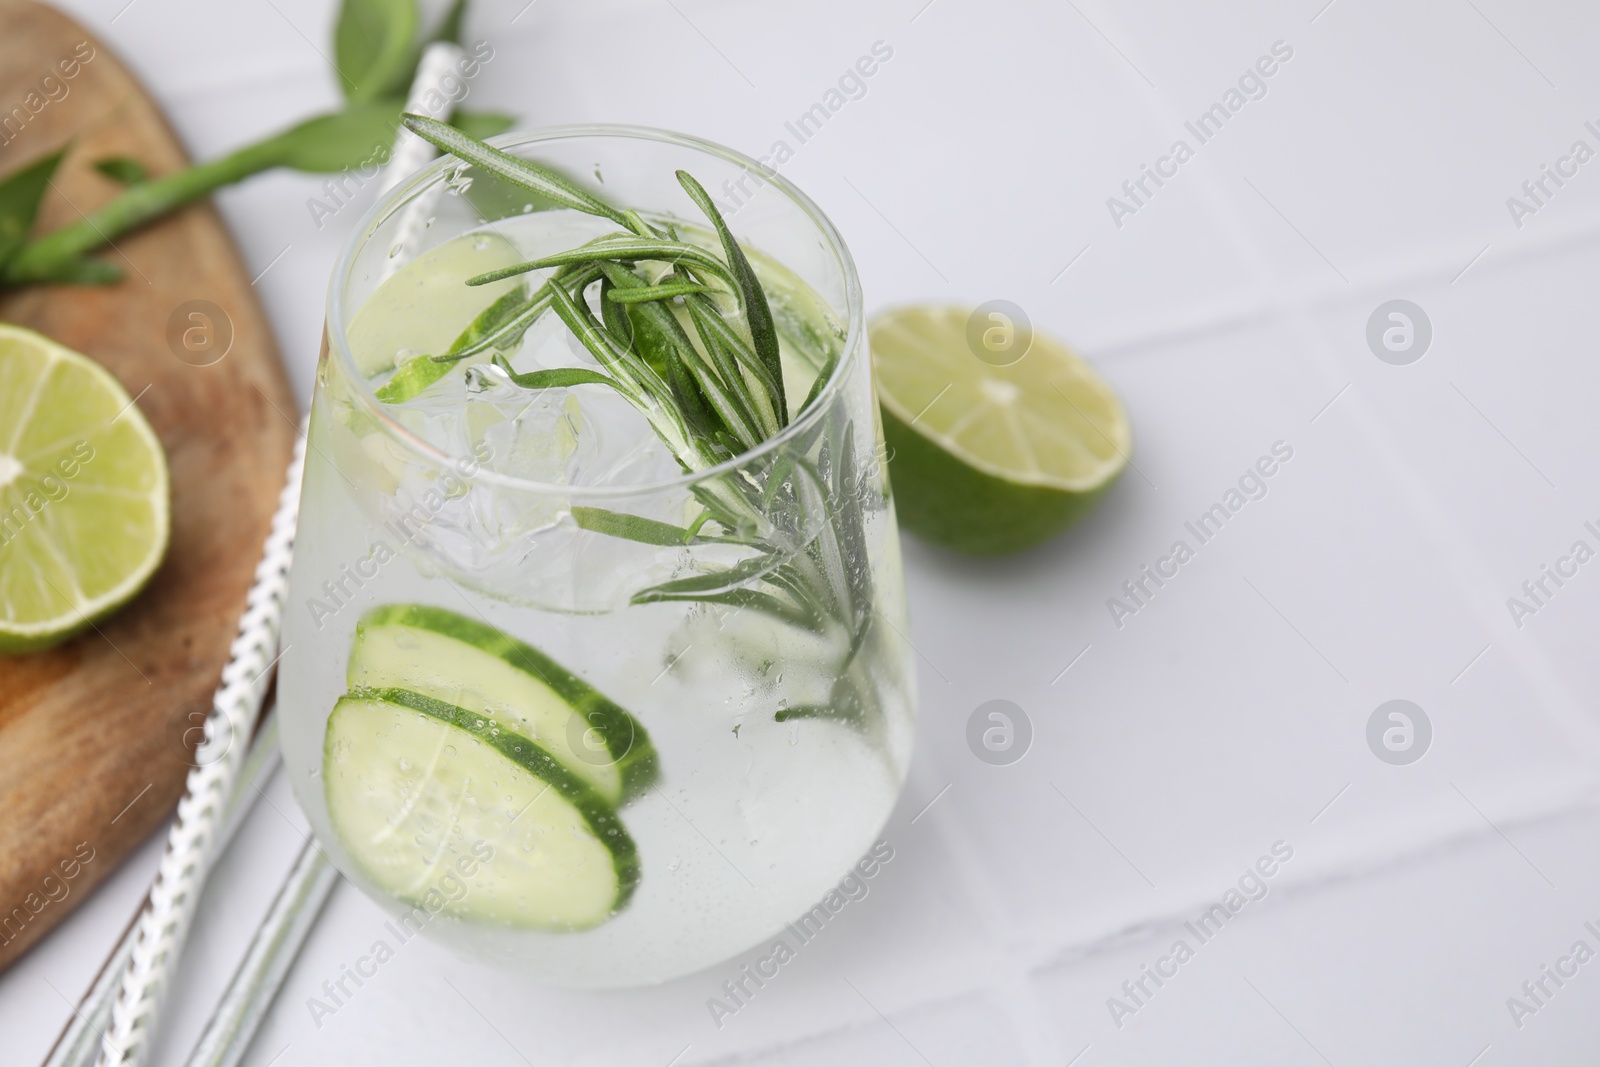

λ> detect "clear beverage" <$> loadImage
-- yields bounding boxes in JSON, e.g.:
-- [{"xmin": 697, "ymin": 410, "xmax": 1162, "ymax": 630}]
[{"xmin": 278, "ymin": 127, "xmax": 916, "ymax": 987}]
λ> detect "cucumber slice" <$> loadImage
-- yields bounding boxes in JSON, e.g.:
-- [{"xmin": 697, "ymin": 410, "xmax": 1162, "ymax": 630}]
[
  {"xmin": 348, "ymin": 604, "xmax": 657, "ymax": 804},
  {"xmin": 324, "ymin": 689, "xmax": 639, "ymax": 931}
]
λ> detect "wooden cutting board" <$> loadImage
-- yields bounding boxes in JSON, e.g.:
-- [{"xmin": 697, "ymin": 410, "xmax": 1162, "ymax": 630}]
[{"xmin": 0, "ymin": 0, "xmax": 297, "ymax": 971}]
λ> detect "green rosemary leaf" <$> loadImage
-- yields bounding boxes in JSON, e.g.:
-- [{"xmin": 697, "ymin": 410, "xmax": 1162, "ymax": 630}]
[
  {"xmin": 450, "ymin": 110, "xmax": 516, "ymax": 141},
  {"xmin": 402, "ymin": 115, "xmax": 629, "ymax": 226},
  {"xmin": 760, "ymin": 453, "xmax": 797, "ymax": 509},
  {"xmin": 634, "ymin": 555, "xmax": 776, "ymax": 598},
  {"xmin": 792, "ymin": 453, "xmax": 851, "ymax": 618},
  {"xmin": 596, "ymin": 261, "xmax": 729, "ymax": 444},
  {"xmin": 713, "ymin": 428, "xmax": 747, "ymax": 456},
  {"xmin": 774, "ymin": 704, "xmax": 860, "ymax": 723},
  {"xmin": 688, "ymin": 483, "xmax": 751, "ymax": 533},
  {"xmin": 832, "ymin": 423, "xmax": 874, "ymax": 616},
  {"xmin": 684, "ymin": 296, "xmax": 781, "ymax": 433},
  {"xmin": 764, "ymin": 561, "xmax": 831, "ymax": 622},
  {"xmin": 545, "ymin": 281, "xmax": 629, "ymax": 382},
  {"xmin": 814, "ymin": 436, "xmax": 833, "ymax": 498},
  {"xmin": 683, "ymin": 509, "xmax": 715, "ymax": 539},
  {"xmin": 545, "ymin": 279, "xmax": 672, "ymax": 409},
  {"xmin": 492, "ymin": 362, "xmax": 619, "ymax": 391},
  {"xmin": 659, "ymin": 335, "xmax": 725, "ymax": 443},
  {"xmin": 665, "ymin": 322, "xmax": 763, "ymax": 448},
  {"xmin": 93, "ymin": 157, "xmax": 148, "ymax": 185},
  {"xmin": 683, "ymin": 304, "xmax": 772, "ymax": 439},
  {"xmin": 724, "ymin": 588, "xmax": 826, "ymax": 632},
  {"xmin": 270, "ymin": 101, "xmax": 406, "ymax": 172},
  {"xmin": 0, "ymin": 149, "xmax": 64, "ymax": 273},
  {"xmin": 572, "ymin": 506, "xmax": 697, "ymax": 547},
  {"xmin": 632, "ymin": 562, "xmax": 821, "ymax": 631},
  {"xmin": 676, "ymin": 170, "xmax": 786, "ymax": 422},
  {"xmin": 619, "ymin": 208, "xmax": 655, "ymax": 238},
  {"xmin": 494, "ymin": 235, "xmax": 738, "ymax": 291},
  {"xmin": 598, "ymin": 277, "xmax": 634, "ymax": 350},
  {"xmin": 796, "ymin": 348, "xmax": 839, "ymax": 416},
  {"xmin": 605, "ymin": 281, "xmax": 714, "ymax": 304},
  {"xmin": 335, "ymin": 0, "xmax": 419, "ymax": 103}
]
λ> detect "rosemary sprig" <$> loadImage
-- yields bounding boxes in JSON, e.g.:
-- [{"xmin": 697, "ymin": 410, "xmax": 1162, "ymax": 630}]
[{"xmin": 392, "ymin": 115, "xmax": 887, "ymax": 734}]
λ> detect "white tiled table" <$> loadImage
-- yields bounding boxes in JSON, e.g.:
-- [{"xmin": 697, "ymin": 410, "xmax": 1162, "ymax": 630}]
[{"xmin": 6, "ymin": 1, "xmax": 1600, "ymax": 1064}]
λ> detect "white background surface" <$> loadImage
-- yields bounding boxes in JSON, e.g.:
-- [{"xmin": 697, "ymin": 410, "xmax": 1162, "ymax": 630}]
[{"xmin": 6, "ymin": 0, "xmax": 1600, "ymax": 1064}]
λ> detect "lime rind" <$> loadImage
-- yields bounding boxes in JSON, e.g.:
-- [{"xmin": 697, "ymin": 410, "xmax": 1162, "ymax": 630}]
[{"xmin": 870, "ymin": 305, "xmax": 1130, "ymax": 556}]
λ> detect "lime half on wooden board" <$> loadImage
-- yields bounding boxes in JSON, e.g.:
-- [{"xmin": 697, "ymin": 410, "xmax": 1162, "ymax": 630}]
[{"xmin": 0, "ymin": 324, "xmax": 169, "ymax": 651}]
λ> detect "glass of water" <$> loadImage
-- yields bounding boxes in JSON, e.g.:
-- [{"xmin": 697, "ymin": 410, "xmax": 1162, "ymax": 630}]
[{"xmin": 277, "ymin": 125, "xmax": 916, "ymax": 987}]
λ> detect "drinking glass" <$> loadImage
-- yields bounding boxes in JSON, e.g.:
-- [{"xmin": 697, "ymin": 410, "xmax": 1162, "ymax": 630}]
[{"xmin": 277, "ymin": 126, "xmax": 916, "ymax": 987}]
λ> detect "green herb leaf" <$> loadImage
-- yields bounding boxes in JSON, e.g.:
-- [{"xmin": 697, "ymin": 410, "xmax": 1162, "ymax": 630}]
[
  {"xmin": 598, "ymin": 262, "xmax": 723, "ymax": 443},
  {"xmin": 544, "ymin": 280, "xmax": 660, "ymax": 404},
  {"xmin": 797, "ymin": 349, "xmax": 838, "ymax": 416},
  {"xmin": 93, "ymin": 157, "xmax": 148, "ymax": 185},
  {"xmin": 832, "ymin": 423, "xmax": 873, "ymax": 619},
  {"xmin": 450, "ymin": 110, "xmax": 515, "ymax": 141},
  {"xmin": 0, "ymin": 149, "xmax": 64, "ymax": 273},
  {"xmin": 402, "ymin": 114, "xmax": 628, "ymax": 226},
  {"xmin": 598, "ymin": 276, "xmax": 634, "ymax": 349},
  {"xmin": 269, "ymin": 100, "xmax": 405, "ymax": 173},
  {"xmin": 774, "ymin": 704, "xmax": 853, "ymax": 723},
  {"xmin": 605, "ymin": 281, "xmax": 714, "ymax": 304},
  {"xmin": 27, "ymin": 255, "xmax": 122, "ymax": 285},
  {"xmin": 469, "ymin": 236, "xmax": 738, "ymax": 292},
  {"xmin": 683, "ymin": 295, "xmax": 781, "ymax": 435},
  {"xmin": 572, "ymin": 506, "xmax": 696, "ymax": 547},
  {"xmin": 335, "ymin": 0, "xmax": 420, "ymax": 103},
  {"xmin": 491, "ymin": 360, "xmax": 619, "ymax": 391},
  {"xmin": 676, "ymin": 169, "xmax": 786, "ymax": 422},
  {"xmin": 663, "ymin": 321, "xmax": 762, "ymax": 448},
  {"xmin": 632, "ymin": 555, "xmax": 782, "ymax": 601},
  {"xmin": 632, "ymin": 576, "xmax": 821, "ymax": 631}
]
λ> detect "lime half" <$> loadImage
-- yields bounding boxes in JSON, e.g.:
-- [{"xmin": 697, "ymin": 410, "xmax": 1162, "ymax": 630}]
[
  {"xmin": 871, "ymin": 305, "xmax": 1130, "ymax": 556},
  {"xmin": 0, "ymin": 324, "xmax": 169, "ymax": 652}
]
